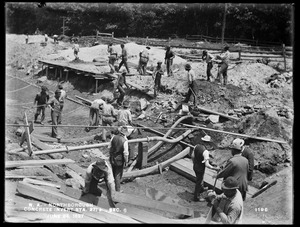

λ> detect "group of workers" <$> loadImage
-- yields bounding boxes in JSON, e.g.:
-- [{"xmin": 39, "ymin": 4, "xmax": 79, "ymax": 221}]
[
  {"xmin": 191, "ymin": 134, "xmax": 254, "ymax": 224},
  {"xmin": 33, "ymin": 84, "xmax": 67, "ymax": 138}
]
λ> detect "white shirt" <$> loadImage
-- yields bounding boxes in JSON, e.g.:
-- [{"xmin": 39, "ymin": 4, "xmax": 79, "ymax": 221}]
[
  {"xmin": 91, "ymin": 99, "xmax": 105, "ymax": 109},
  {"xmin": 202, "ymin": 149, "xmax": 210, "ymax": 163},
  {"xmin": 59, "ymin": 89, "xmax": 67, "ymax": 102}
]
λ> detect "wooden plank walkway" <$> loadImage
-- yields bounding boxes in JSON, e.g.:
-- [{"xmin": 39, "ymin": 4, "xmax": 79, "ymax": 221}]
[
  {"xmin": 6, "ymin": 159, "xmax": 75, "ymax": 169},
  {"xmin": 170, "ymin": 158, "xmax": 257, "ymax": 198}
]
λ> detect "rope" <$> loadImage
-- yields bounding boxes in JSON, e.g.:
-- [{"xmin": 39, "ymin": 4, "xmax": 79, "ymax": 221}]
[{"xmin": 6, "ymin": 84, "xmax": 32, "ymax": 93}]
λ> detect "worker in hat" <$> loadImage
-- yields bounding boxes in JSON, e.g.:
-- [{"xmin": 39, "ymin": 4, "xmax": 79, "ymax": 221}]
[
  {"xmin": 215, "ymin": 45, "xmax": 230, "ymax": 85},
  {"xmin": 86, "ymin": 97, "xmax": 106, "ymax": 132},
  {"xmin": 108, "ymin": 122, "xmax": 129, "ymax": 191},
  {"xmin": 116, "ymin": 100, "xmax": 137, "ymax": 161},
  {"xmin": 115, "ymin": 69, "xmax": 129, "ymax": 106},
  {"xmin": 47, "ymin": 89, "xmax": 62, "ymax": 138},
  {"xmin": 101, "ymin": 98, "xmax": 117, "ymax": 142},
  {"xmin": 202, "ymin": 50, "xmax": 215, "ymax": 82},
  {"xmin": 72, "ymin": 40, "xmax": 80, "ymax": 60},
  {"xmin": 137, "ymin": 46, "xmax": 150, "ymax": 77},
  {"xmin": 118, "ymin": 43, "xmax": 130, "ymax": 73},
  {"xmin": 183, "ymin": 63, "xmax": 197, "ymax": 106},
  {"xmin": 164, "ymin": 46, "xmax": 175, "ymax": 77},
  {"xmin": 152, "ymin": 60, "xmax": 164, "ymax": 97},
  {"xmin": 191, "ymin": 135, "xmax": 220, "ymax": 202},
  {"xmin": 34, "ymin": 86, "xmax": 49, "ymax": 125},
  {"xmin": 107, "ymin": 43, "xmax": 118, "ymax": 73},
  {"xmin": 82, "ymin": 158, "xmax": 116, "ymax": 207},
  {"xmin": 231, "ymin": 138, "xmax": 255, "ymax": 182},
  {"xmin": 206, "ymin": 176, "xmax": 243, "ymax": 224},
  {"xmin": 214, "ymin": 138, "xmax": 249, "ymax": 201},
  {"xmin": 57, "ymin": 84, "xmax": 67, "ymax": 124}
]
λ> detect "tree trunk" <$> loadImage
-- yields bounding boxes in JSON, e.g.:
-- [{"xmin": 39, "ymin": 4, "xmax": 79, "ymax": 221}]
[{"xmin": 221, "ymin": 3, "xmax": 227, "ymax": 44}]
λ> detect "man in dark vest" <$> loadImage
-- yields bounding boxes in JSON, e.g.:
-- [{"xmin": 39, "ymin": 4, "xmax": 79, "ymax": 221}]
[
  {"xmin": 108, "ymin": 124, "xmax": 129, "ymax": 191},
  {"xmin": 116, "ymin": 69, "xmax": 130, "ymax": 106},
  {"xmin": 192, "ymin": 135, "xmax": 220, "ymax": 202},
  {"xmin": 34, "ymin": 85, "xmax": 49, "ymax": 125}
]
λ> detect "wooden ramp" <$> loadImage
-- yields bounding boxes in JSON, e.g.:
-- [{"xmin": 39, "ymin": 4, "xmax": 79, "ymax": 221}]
[
  {"xmin": 126, "ymin": 81, "xmax": 155, "ymax": 98},
  {"xmin": 170, "ymin": 158, "xmax": 257, "ymax": 198}
]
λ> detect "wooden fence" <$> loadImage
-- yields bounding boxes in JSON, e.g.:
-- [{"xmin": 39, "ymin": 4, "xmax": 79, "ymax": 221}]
[{"xmin": 186, "ymin": 34, "xmax": 283, "ymax": 47}]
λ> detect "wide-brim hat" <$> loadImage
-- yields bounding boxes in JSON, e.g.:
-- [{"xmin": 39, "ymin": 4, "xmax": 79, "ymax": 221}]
[
  {"xmin": 92, "ymin": 159, "xmax": 107, "ymax": 171},
  {"xmin": 201, "ymin": 135, "xmax": 211, "ymax": 142},
  {"xmin": 221, "ymin": 177, "xmax": 239, "ymax": 190},
  {"xmin": 230, "ymin": 138, "xmax": 245, "ymax": 150},
  {"xmin": 157, "ymin": 61, "xmax": 163, "ymax": 64}
]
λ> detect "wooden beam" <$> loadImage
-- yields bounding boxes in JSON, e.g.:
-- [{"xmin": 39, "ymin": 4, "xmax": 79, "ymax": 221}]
[
  {"xmin": 24, "ymin": 112, "xmax": 33, "ymax": 156},
  {"xmin": 6, "ymin": 159, "xmax": 75, "ymax": 169},
  {"xmin": 16, "ymin": 181, "xmax": 139, "ymax": 223},
  {"xmin": 137, "ymin": 142, "xmax": 148, "ymax": 169},
  {"xmin": 181, "ymin": 123, "xmax": 287, "ymax": 144},
  {"xmin": 111, "ymin": 190, "xmax": 194, "ymax": 217},
  {"xmin": 5, "ymin": 175, "xmax": 52, "ymax": 179},
  {"xmin": 31, "ymin": 135, "xmax": 63, "ymax": 159},
  {"xmin": 251, "ymin": 180, "xmax": 277, "ymax": 198},
  {"xmin": 75, "ymin": 95, "xmax": 92, "ymax": 105},
  {"xmin": 95, "ymin": 79, "xmax": 98, "ymax": 93},
  {"xmin": 170, "ymin": 158, "xmax": 257, "ymax": 198},
  {"xmin": 23, "ymin": 177, "xmax": 61, "ymax": 189},
  {"xmin": 196, "ymin": 105, "xmax": 239, "ymax": 121}
]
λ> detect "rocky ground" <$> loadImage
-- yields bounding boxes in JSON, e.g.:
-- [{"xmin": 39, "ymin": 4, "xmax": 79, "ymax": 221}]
[{"xmin": 5, "ymin": 34, "xmax": 293, "ymax": 224}]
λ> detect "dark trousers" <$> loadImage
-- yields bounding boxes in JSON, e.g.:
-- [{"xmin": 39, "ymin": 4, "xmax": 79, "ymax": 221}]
[
  {"xmin": 184, "ymin": 82, "xmax": 196, "ymax": 105},
  {"xmin": 217, "ymin": 63, "xmax": 228, "ymax": 85},
  {"xmin": 117, "ymin": 85, "xmax": 125, "ymax": 105},
  {"xmin": 111, "ymin": 164, "xmax": 124, "ymax": 191},
  {"xmin": 34, "ymin": 106, "xmax": 46, "ymax": 123},
  {"xmin": 166, "ymin": 59, "xmax": 173, "ymax": 76},
  {"xmin": 51, "ymin": 110, "xmax": 61, "ymax": 138},
  {"xmin": 89, "ymin": 107, "xmax": 99, "ymax": 128},
  {"xmin": 119, "ymin": 58, "xmax": 130, "ymax": 73},
  {"xmin": 239, "ymin": 188, "xmax": 247, "ymax": 201},
  {"xmin": 58, "ymin": 103, "xmax": 64, "ymax": 124},
  {"xmin": 154, "ymin": 75, "xmax": 162, "ymax": 97},
  {"xmin": 193, "ymin": 169, "xmax": 205, "ymax": 200},
  {"xmin": 206, "ymin": 62, "xmax": 213, "ymax": 81}
]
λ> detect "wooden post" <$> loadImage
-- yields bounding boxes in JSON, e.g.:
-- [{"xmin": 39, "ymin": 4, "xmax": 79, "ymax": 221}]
[
  {"xmin": 146, "ymin": 36, "xmax": 148, "ymax": 46},
  {"xmin": 112, "ymin": 32, "xmax": 114, "ymax": 38},
  {"xmin": 282, "ymin": 43, "xmax": 286, "ymax": 71},
  {"xmin": 66, "ymin": 70, "xmax": 69, "ymax": 81},
  {"xmin": 168, "ymin": 37, "xmax": 171, "ymax": 46},
  {"xmin": 54, "ymin": 67, "xmax": 57, "ymax": 79},
  {"xmin": 24, "ymin": 112, "xmax": 33, "ymax": 156},
  {"xmin": 60, "ymin": 68, "xmax": 62, "ymax": 80},
  {"xmin": 238, "ymin": 45, "xmax": 241, "ymax": 60},
  {"xmin": 46, "ymin": 65, "xmax": 49, "ymax": 78},
  {"xmin": 137, "ymin": 142, "xmax": 148, "ymax": 169},
  {"xmin": 95, "ymin": 79, "xmax": 98, "ymax": 93}
]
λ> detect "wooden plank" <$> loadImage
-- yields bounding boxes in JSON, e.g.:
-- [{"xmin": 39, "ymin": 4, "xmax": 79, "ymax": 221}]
[
  {"xmin": 6, "ymin": 159, "xmax": 75, "ymax": 169},
  {"xmin": 24, "ymin": 112, "xmax": 33, "ymax": 156},
  {"xmin": 181, "ymin": 123, "xmax": 287, "ymax": 144},
  {"xmin": 66, "ymin": 163, "xmax": 86, "ymax": 176},
  {"xmin": 31, "ymin": 135, "xmax": 63, "ymax": 159},
  {"xmin": 32, "ymin": 133, "xmax": 95, "ymax": 143},
  {"xmin": 75, "ymin": 95, "xmax": 93, "ymax": 105},
  {"xmin": 196, "ymin": 105, "xmax": 239, "ymax": 121},
  {"xmin": 23, "ymin": 178, "xmax": 61, "ymax": 189},
  {"xmin": 126, "ymin": 81, "xmax": 154, "ymax": 98},
  {"xmin": 65, "ymin": 168, "xmax": 85, "ymax": 188},
  {"xmin": 111, "ymin": 191, "xmax": 194, "ymax": 217},
  {"xmin": 5, "ymin": 175, "xmax": 52, "ymax": 179},
  {"xmin": 251, "ymin": 180, "xmax": 277, "ymax": 198},
  {"xmin": 61, "ymin": 185, "xmax": 178, "ymax": 223},
  {"xmin": 16, "ymin": 181, "xmax": 139, "ymax": 223}
]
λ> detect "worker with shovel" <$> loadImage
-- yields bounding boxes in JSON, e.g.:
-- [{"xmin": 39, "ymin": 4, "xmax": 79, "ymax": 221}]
[
  {"xmin": 115, "ymin": 69, "xmax": 130, "ymax": 106},
  {"xmin": 82, "ymin": 158, "xmax": 116, "ymax": 207},
  {"xmin": 86, "ymin": 97, "xmax": 106, "ymax": 132},
  {"xmin": 183, "ymin": 63, "xmax": 197, "ymax": 106},
  {"xmin": 191, "ymin": 135, "xmax": 220, "ymax": 202}
]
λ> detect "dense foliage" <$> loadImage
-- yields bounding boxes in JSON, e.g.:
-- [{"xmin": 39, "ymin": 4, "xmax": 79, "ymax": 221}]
[{"xmin": 5, "ymin": 3, "xmax": 293, "ymax": 45}]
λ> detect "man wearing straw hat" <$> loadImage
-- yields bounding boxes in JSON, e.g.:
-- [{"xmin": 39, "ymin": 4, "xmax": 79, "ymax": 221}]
[
  {"xmin": 183, "ymin": 63, "xmax": 197, "ymax": 106},
  {"xmin": 206, "ymin": 176, "xmax": 243, "ymax": 224},
  {"xmin": 191, "ymin": 135, "xmax": 220, "ymax": 202},
  {"xmin": 108, "ymin": 123, "xmax": 129, "ymax": 191}
]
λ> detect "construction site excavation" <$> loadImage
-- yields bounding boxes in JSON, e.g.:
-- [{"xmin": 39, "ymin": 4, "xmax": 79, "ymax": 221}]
[{"xmin": 5, "ymin": 3, "xmax": 293, "ymax": 224}]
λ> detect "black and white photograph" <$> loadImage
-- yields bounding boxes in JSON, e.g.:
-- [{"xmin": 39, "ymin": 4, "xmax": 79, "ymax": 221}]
[{"xmin": 5, "ymin": 2, "xmax": 293, "ymax": 224}]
